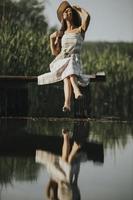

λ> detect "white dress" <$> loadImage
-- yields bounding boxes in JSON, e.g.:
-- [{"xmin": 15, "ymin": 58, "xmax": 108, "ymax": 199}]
[
  {"xmin": 36, "ymin": 150, "xmax": 73, "ymax": 200},
  {"xmin": 38, "ymin": 32, "xmax": 89, "ymax": 86},
  {"xmin": 35, "ymin": 150, "xmax": 71, "ymax": 183},
  {"xmin": 35, "ymin": 150, "xmax": 87, "ymax": 200}
]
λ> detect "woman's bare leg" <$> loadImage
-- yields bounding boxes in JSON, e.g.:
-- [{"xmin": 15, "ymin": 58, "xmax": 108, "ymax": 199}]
[
  {"xmin": 68, "ymin": 142, "xmax": 81, "ymax": 164},
  {"xmin": 63, "ymin": 77, "xmax": 72, "ymax": 111},
  {"xmin": 69, "ymin": 75, "xmax": 83, "ymax": 99},
  {"xmin": 61, "ymin": 129, "xmax": 71, "ymax": 162}
]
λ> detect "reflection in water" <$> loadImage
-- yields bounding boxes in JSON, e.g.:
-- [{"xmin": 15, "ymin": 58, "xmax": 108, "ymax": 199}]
[
  {"xmin": 0, "ymin": 121, "xmax": 103, "ymax": 188},
  {"xmin": 0, "ymin": 119, "xmax": 133, "ymax": 200},
  {"xmin": 35, "ymin": 122, "xmax": 104, "ymax": 200}
]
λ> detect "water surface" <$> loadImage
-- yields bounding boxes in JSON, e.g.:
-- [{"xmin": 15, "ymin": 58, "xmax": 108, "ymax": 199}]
[{"xmin": 0, "ymin": 119, "xmax": 133, "ymax": 200}]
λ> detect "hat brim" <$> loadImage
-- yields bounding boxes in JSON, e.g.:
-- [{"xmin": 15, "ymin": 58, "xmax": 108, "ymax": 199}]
[
  {"xmin": 57, "ymin": 1, "xmax": 72, "ymax": 22},
  {"xmin": 57, "ymin": 1, "xmax": 81, "ymax": 26}
]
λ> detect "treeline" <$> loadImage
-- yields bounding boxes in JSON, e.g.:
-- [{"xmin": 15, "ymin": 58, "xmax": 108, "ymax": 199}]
[
  {"xmin": 0, "ymin": 0, "xmax": 52, "ymax": 75},
  {"xmin": 0, "ymin": 27, "xmax": 52, "ymax": 75},
  {"xmin": 81, "ymin": 42, "xmax": 133, "ymax": 120},
  {"xmin": 81, "ymin": 42, "xmax": 133, "ymax": 86},
  {"xmin": 0, "ymin": 156, "xmax": 39, "ymax": 185},
  {"xmin": 0, "ymin": 0, "xmax": 48, "ymax": 32},
  {"xmin": 80, "ymin": 42, "xmax": 133, "ymax": 120}
]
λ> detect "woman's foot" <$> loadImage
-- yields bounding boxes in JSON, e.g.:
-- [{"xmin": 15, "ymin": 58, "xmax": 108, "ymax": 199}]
[
  {"xmin": 61, "ymin": 128, "xmax": 71, "ymax": 162},
  {"xmin": 68, "ymin": 142, "xmax": 81, "ymax": 164},
  {"xmin": 62, "ymin": 128, "xmax": 70, "ymax": 135},
  {"xmin": 74, "ymin": 89, "xmax": 83, "ymax": 99},
  {"xmin": 62, "ymin": 105, "xmax": 71, "ymax": 112},
  {"xmin": 75, "ymin": 93, "xmax": 83, "ymax": 100}
]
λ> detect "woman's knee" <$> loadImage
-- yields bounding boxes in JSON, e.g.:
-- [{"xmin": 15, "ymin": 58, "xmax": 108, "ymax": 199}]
[
  {"xmin": 70, "ymin": 74, "xmax": 75, "ymax": 78},
  {"xmin": 63, "ymin": 77, "xmax": 70, "ymax": 83},
  {"xmin": 70, "ymin": 75, "xmax": 77, "ymax": 81}
]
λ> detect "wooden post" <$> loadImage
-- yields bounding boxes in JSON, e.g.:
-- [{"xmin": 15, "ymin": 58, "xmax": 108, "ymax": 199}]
[{"xmin": 74, "ymin": 85, "xmax": 91, "ymax": 118}]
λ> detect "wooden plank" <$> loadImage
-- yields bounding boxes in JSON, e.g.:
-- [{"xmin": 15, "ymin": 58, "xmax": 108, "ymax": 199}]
[
  {"xmin": 0, "ymin": 75, "xmax": 37, "ymax": 82},
  {"xmin": 0, "ymin": 72, "xmax": 106, "ymax": 83}
]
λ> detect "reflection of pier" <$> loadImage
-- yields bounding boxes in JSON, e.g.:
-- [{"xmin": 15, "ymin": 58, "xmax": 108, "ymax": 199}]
[
  {"xmin": 0, "ymin": 73, "xmax": 105, "ymax": 118},
  {"xmin": 0, "ymin": 134, "xmax": 104, "ymax": 164}
]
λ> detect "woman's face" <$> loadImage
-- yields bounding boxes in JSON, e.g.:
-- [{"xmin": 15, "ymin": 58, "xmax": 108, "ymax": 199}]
[{"xmin": 63, "ymin": 7, "xmax": 73, "ymax": 21}]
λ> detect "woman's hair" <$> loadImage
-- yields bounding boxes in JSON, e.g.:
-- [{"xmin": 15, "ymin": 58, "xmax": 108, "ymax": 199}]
[
  {"xmin": 46, "ymin": 179, "xmax": 59, "ymax": 200},
  {"xmin": 72, "ymin": 8, "xmax": 81, "ymax": 27},
  {"xmin": 60, "ymin": 19, "xmax": 67, "ymax": 34},
  {"xmin": 58, "ymin": 8, "xmax": 81, "ymax": 35}
]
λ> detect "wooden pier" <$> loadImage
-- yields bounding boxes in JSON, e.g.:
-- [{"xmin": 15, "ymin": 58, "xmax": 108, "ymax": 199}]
[
  {"xmin": 0, "ymin": 72, "xmax": 105, "ymax": 83},
  {"xmin": 0, "ymin": 72, "xmax": 106, "ymax": 118}
]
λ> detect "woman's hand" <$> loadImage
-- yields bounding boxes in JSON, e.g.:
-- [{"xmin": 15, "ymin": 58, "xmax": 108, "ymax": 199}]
[
  {"xmin": 50, "ymin": 31, "xmax": 63, "ymax": 44},
  {"xmin": 50, "ymin": 31, "xmax": 58, "ymax": 40},
  {"xmin": 73, "ymin": 5, "xmax": 82, "ymax": 13},
  {"xmin": 73, "ymin": 5, "xmax": 90, "ymax": 33},
  {"xmin": 50, "ymin": 31, "xmax": 61, "ymax": 56}
]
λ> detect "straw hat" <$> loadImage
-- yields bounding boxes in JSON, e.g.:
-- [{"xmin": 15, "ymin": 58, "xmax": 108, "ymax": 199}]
[{"xmin": 57, "ymin": 1, "xmax": 81, "ymax": 26}]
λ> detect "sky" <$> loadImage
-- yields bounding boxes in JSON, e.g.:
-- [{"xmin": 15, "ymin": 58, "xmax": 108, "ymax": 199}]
[{"xmin": 44, "ymin": 0, "xmax": 133, "ymax": 42}]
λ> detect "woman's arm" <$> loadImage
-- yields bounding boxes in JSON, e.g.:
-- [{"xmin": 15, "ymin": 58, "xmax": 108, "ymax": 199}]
[
  {"xmin": 50, "ymin": 31, "xmax": 61, "ymax": 56},
  {"xmin": 73, "ymin": 5, "xmax": 90, "ymax": 32}
]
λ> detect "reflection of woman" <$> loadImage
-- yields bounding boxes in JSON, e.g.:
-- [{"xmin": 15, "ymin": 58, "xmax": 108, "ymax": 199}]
[
  {"xmin": 36, "ymin": 129, "xmax": 86, "ymax": 200},
  {"xmin": 38, "ymin": 1, "xmax": 90, "ymax": 112}
]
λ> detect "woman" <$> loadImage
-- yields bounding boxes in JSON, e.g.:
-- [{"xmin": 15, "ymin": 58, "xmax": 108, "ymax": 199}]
[
  {"xmin": 36, "ymin": 128, "xmax": 84, "ymax": 200},
  {"xmin": 38, "ymin": 1, "xmax": 90, "ymax": 112}
]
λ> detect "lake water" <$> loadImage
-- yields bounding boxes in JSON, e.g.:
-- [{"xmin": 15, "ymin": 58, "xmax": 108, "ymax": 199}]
[{"xmin": 0, "ymin": 119, "xmax": 133, "ymax": 200}]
